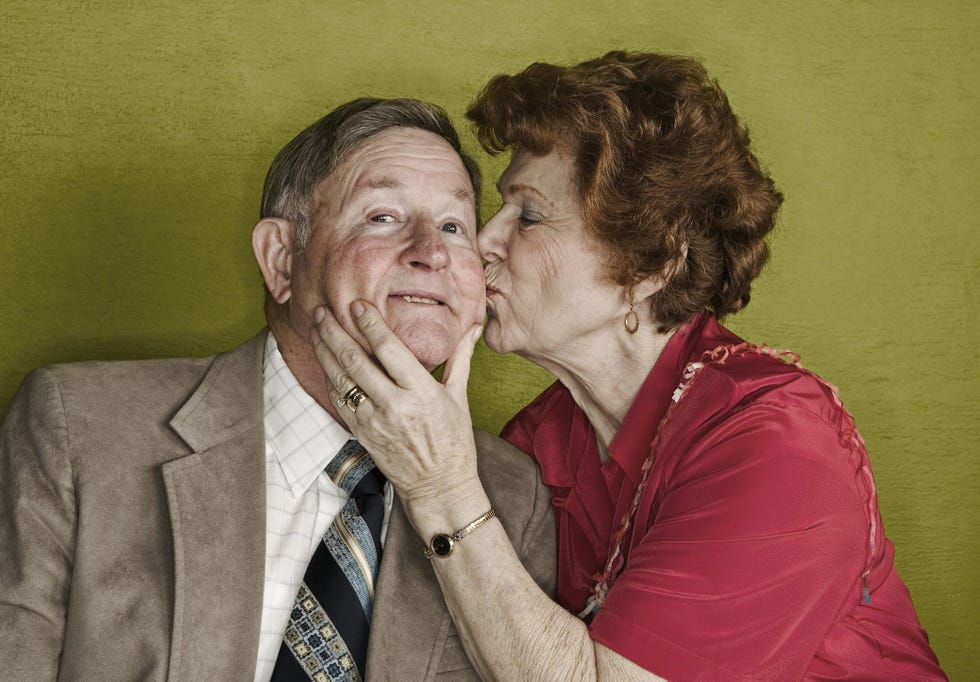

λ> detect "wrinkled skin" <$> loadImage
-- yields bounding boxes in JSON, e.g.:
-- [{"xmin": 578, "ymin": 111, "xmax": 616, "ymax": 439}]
[{"xmin": 312, "ymin": 300, "xmax": 482, "ymax": 507}]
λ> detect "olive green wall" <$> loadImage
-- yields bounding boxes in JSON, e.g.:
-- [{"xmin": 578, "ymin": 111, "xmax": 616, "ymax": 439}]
[{"xmin": 1, "ymin": 1, "xmax": 976, "ymax": 677}]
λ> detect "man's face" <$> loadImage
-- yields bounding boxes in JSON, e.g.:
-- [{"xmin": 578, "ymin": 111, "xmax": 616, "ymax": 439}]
[{"xmin": 286, "ymin": 127, "xmax": 485, "ymax": 370}]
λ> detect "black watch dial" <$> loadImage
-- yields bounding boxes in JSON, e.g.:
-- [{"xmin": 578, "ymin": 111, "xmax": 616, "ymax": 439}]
[{"xmin": 431, "ymin": 533, "xmax": 455, "ymax": 557}]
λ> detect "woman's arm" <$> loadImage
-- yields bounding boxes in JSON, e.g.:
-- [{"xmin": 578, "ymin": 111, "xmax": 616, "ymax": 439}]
[
  {"xmin": 422, "ymin": 476, "xmax": 658, "ymax": 681},
  {"xmin": 311, "ymin": 301, "xmax": 665, "ymax": 681}
]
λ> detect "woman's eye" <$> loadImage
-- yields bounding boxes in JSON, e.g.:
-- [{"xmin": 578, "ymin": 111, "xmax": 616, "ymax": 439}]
[
  {"xmin": 440, "ymin": 222, "xmax": 462, "ymax": 234},
  {"xmin": 371, "ymin": 214, "xmax": 396, "ymax": 223},
  {"xmin": 517, "ymin": 213, "xmax": 540, "ymax": 229}
]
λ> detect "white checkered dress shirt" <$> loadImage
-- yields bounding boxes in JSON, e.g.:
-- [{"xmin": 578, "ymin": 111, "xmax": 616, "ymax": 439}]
[{"xmin": 254, "ymin": 332, "xmax": 393, "ymax": 682}]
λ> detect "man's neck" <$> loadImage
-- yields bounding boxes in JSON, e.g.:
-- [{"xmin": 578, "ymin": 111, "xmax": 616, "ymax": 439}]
[{"xmin": 266, "ymin": 304, "xmax": 349, "ymax": 428}]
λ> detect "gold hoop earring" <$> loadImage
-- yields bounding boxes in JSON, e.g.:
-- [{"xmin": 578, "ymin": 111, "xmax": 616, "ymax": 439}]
[{"xmin": 624, "ymin": 302, "xmax": 639, "ymax": 334}]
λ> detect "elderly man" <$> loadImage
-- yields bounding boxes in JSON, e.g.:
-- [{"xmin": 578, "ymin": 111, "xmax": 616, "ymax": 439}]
[{"xmin": 0, "ymin": 98, "xmax": 555, "ymax": 681}]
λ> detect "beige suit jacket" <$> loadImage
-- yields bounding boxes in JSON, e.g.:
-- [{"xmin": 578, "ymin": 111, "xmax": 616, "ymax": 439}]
[{"xmin": 0, "ymin": 333, "xmax": 556, "ymax": 681}]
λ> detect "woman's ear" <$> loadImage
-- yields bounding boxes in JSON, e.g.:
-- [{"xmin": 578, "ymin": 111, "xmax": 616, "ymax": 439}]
[
  {"xmin": 251, "ymin": 217, "xmax": 295, "ymax": 304},
  {"xmin": 631, "ymin": 274, "xmax": 664, "ymax": 304},
  {"xmin": 633, "ymin": 242, "xmax": 689, "ymax": 302}
]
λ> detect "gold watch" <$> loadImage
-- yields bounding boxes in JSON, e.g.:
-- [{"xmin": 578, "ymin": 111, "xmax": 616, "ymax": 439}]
[{"xmin": 422, "ymin": 508, "xmax": 496, "ymax": 559}]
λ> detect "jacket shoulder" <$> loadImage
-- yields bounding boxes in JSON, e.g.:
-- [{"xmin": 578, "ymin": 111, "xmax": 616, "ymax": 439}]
[
  {"xmin": 4, "ymin": 333, "xmax": 266, "ymax": 467},
  {"xmin": 39, "ymin": 354, "xmax": 216, "ymax": 405},
  {"xmin": 473, "ymin": 428, "xmax": 542, "ymax": 496},
  {"xmin": 472, "ymin": 428, "xmax": 556, "ymax": 598}
]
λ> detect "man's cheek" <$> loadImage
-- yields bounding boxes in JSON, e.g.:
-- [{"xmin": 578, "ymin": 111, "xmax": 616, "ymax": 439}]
[
  {"xmin": 471, "ymin": 297, "xmax": 487, "ymax": 326},
  {"xmin": 468, "ymin": 273, "xmax": 488, "ymax": 324}
]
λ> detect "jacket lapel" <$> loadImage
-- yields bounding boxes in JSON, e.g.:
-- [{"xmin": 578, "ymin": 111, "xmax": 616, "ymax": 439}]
[
  {"xmin": 367, "ymin": 498, "xmax": 454, "ymax": 681},
  {"xmin": 163, "ymin": 332, "xmax": 267, "ymax": 681}
]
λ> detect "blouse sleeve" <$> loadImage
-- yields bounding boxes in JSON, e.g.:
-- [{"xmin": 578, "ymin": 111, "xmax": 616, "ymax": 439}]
[{"xmin": 589, "ymin": 399, "xmax": 872, "ymax": 680}]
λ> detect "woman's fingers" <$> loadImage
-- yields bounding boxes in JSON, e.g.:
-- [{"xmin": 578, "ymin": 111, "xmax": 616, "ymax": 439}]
[
  {"xmin": 308, "ymin": 328, "xmax": 375, "ymax": 424},
  {"xmin": 311, "ymin": 301, "xmax": 476, "ymax": 441},
  {"xmin": 442, "ymin": 324, "xmax": 482, "ymax": 399},
  {"xmin": 309, "ymin": 312, "xmax": 351, "ymax": 390},
  {"xmin": 349, "ymin": 300, "xmax": 432, "ymax": 388},
  {"xmin": 311, "ymin": 305, "xmax": 393, "ymax": 404},
  {"xmin": 308, "ymin": 302, "xmax": 481, "ymax": 502}
]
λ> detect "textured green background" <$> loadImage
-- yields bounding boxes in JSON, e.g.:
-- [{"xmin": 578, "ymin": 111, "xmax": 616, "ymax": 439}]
[{"xmin": 1, "ymin": 1, "xmax": 976, "ymax": 677}]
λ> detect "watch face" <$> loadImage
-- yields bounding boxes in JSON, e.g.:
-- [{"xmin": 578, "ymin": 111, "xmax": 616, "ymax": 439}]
[{"xmin": 432, "ymin": 533, "xmax": 454, "ymax": 557}]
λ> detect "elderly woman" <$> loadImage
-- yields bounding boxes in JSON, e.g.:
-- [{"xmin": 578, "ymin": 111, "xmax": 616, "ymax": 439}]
[{"xmin": 312, "ymin": 52, "xmax": 944, "ymax": 680}]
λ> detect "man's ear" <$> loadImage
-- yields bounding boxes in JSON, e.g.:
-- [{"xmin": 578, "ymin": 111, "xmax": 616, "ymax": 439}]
[{"xmin": 251, "ymin": 217, "xmax": 295, "ymax": 304}]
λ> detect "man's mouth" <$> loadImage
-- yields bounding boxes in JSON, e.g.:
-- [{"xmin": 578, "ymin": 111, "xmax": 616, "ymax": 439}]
[
  {"xmin": 391, "ymin": 291, "xmax": 446, "ymax": 306},
  {"xmin": 400, "ymin": 295, "xmax": 440, "ymax": 304}
]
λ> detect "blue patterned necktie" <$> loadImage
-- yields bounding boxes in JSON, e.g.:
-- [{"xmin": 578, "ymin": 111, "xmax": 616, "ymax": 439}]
[{"xmin": 271, "ymin": 440, "xmax": 386, "ymax": 682}]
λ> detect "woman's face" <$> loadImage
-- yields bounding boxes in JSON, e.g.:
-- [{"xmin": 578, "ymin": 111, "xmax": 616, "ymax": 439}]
[{"xmin": 478, "ymin": 148, "xmax": 625, "ymax": 361}]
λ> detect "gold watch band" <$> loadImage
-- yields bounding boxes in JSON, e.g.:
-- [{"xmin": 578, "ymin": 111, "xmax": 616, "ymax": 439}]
[{"xmin": 422, "ymin": 508, "xmax": 496, "ymax": 559}]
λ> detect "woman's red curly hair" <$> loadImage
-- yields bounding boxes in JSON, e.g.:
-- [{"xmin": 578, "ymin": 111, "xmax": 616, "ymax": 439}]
[{"xmin": 466, "ymin": 51, "xmax": 784, "ymax": 331}]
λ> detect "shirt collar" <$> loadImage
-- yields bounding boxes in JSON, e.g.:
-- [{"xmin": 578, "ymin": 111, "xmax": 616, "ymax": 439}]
[
  {"xmin": 263, "ymin": 332, "xmax": 352, "ymax": 497},
  {"xmin": 607, "ymin": 310, "xmax": 733, "ymax": 483}
]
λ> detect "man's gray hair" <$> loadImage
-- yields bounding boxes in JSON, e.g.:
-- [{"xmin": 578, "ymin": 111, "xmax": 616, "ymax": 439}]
[{"xmin": 261, "ymin": 97, "xmax": 482, "ymax": 248}]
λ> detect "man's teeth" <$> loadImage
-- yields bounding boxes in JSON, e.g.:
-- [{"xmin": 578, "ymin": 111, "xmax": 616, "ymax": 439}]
[{"xmin": 401, "ymin": 295, "xmax": 439, "ymax": 304}]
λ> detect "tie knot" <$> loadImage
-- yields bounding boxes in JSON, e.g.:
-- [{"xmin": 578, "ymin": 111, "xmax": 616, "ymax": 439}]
[{"xmin": 326, "ymin": 439, "xmax": 385, "ymax": 496}]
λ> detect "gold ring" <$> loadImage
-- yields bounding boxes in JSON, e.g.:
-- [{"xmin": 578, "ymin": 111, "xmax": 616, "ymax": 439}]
[{"xmin": 339, "ymin": 385, "xmax": 368, "ymax": 413}]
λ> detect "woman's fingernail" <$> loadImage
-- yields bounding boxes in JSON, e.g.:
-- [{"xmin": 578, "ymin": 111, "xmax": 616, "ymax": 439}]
[
  {"xmin": 351, "ymin": 300, "xmax": 366, "ymax": 318},
  {"xmin": 314, "ymin": 307, "xmax": 325, "ymax": 323}
]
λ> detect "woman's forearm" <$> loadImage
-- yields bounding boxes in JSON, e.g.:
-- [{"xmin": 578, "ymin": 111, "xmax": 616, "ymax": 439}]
[
  {"xmin": 404, "ymin": 482, "xmax": 665, "ymax": 681},
  {"xmin": 412, "ymin": 484, "xmax": 595, "ymax": 680}
]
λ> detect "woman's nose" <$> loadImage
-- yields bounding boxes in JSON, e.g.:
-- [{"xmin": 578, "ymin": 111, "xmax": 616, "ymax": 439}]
[{"xmin": 478, "ymin": 210, "xmax": 508, "ymax": 262}]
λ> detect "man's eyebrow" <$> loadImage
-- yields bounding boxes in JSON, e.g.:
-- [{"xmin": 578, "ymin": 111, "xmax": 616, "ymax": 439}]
[
  {"xmin": 364, "ymin": 176, "xmax": 401, "ymax": 190},
  {"xmin": 361, "ymin": 176, "xmax": 474, "ymax": 203},
  {"xmin": 454, "ymin": 187, "xmax": 476, "ymax": 202}
]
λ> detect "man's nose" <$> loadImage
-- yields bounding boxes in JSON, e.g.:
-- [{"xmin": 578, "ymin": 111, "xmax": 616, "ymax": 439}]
[{"xmin": 403, "ymin": 223, "xmax": 450, "ymax": 270}]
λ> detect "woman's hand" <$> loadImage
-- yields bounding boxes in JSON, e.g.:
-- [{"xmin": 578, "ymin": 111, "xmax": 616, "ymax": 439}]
[
  {"xmin": 311, "ymin": 300, "xmax": 484, "ymax": 509},
  {"xmin": 312, "ymin": 306, "xmax": 654, "ymax": 680}
]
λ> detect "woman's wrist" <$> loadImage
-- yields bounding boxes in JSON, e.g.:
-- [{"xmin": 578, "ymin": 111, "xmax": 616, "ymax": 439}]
[{"xmin": 401, "ymin": 474, "xmax": 493, "ymax": 542}]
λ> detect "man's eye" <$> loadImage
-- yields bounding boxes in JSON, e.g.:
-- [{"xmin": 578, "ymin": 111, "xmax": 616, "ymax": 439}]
[
  {"xmin": 371, "ymin": 214, "xmax": 396, "ymax": 223},
  {"xmin": 440, "ymin": 222, "xmax": 462, "ymax": 234}
]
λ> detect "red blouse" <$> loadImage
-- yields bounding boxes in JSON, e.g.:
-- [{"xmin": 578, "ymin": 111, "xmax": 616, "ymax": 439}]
[{"xmin": 502, "ymin": 311, "xmax": 944, "ymax": 680}]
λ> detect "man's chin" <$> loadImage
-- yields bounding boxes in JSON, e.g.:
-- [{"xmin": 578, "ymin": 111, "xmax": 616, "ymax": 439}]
[{"xmin": 392, "ymin": 322, "xmax": 455, "ymax": 371}]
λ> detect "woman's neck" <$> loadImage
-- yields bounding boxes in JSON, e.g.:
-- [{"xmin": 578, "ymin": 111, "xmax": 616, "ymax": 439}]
[{"xmin": 520, "ymin": 324, "xmax": 676, "ymax": 459}]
